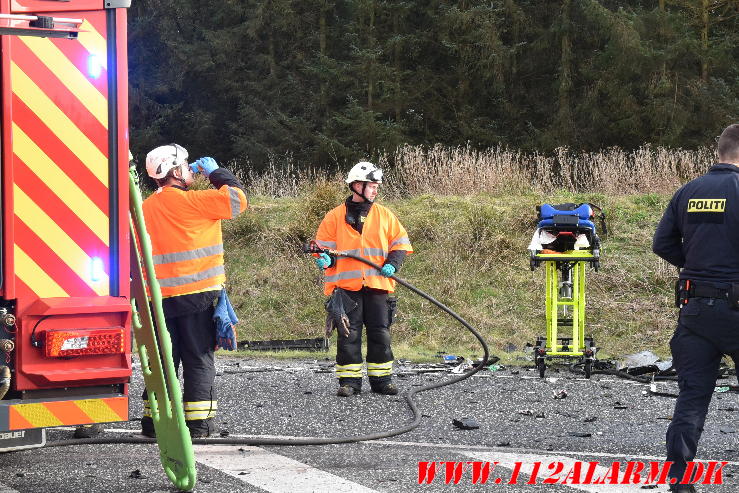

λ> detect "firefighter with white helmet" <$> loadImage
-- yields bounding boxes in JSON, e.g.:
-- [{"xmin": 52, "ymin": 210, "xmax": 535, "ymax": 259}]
[
  {"xmin": 139, "ymin": 143, "xmax": 247, "ymax": 438},
  {"xmin": 314, "ymin": 161, "xmax": 413, "ymax": 396}
]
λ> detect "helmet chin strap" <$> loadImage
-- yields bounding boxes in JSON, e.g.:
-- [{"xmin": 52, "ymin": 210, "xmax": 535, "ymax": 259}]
[
  {"xmin": 172, "ymin": 166, "xmax": 188, "ymax": 188},
  {"xmin": 349, "ymin": 182, "xmax": 373, "ymax": 202}
]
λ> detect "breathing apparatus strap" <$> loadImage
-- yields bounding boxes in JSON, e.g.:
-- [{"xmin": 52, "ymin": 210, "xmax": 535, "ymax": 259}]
[{"xmin": 348, "ymin": 182, "xmax": 373, "ymax": 203}]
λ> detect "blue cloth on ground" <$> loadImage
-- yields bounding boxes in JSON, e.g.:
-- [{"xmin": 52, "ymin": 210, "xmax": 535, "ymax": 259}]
[{"xmin": 214, "ymin": 289, "xmax": 239, "ymax": 351}]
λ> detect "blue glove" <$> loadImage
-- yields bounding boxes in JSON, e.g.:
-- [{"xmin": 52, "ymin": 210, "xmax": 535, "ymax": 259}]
[
  {"xmin": 190, "ymin": 157, "xmax": 219, "ymax": 176},
  {"xmin": 380, "ymin": 264, "xmax": 396, "ymax": 277},
  {"xmin": 213, "ymin": 290, "xmax": 239, "ymax": 351},
  {"xmin": 315, "ymin": 253, "xmax": 331, "ymax": 270}
]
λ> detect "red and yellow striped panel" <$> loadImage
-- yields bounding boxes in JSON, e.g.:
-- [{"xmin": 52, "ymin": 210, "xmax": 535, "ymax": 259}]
[
  {"xmin": 11, "ymin": 12, "xmax": 110, "ymax": 300},
  {"xmin": 7, "ymin": 396, "xmax": 128, "ymax": 430}
]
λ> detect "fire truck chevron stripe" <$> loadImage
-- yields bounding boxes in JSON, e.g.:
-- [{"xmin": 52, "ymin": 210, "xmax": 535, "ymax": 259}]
[
  {"xmin": 10, "ymin": 61, "xmax": 108, "ymax": 186},
  {"xmin": 15, "ymin": 221, "xmax": 96, "ymax": 297},
  {"xmin": 77, "ymin": 20, "xmax": 108, "ymax": 70},
  {"xmin": 9, "ymin": 404, "xmax": 61, "ymax": 428},
  {"xmin": 13, "ymin": 43, "xmax": 108, "ymax": 156},
  {"xmin": 17, "ymin": 36, "xmax": 107, "ymax": 128},
  {"xmin": 12, "ymin": 95, "xmax": 109, "ymax": 213},
  {"xmin": 13, "ymin": 124, "xmax": 108, "ymax": 245},
  {"xmin": 15, "ymin": 158, "xmax": 108, "ymax": 257},
  {"xmin": 74, "ymin": 399, "xmax": 126, "ymax": 423},
  {"xmin": 14, "ymin": 185, "xmax": 109, "ymax": 296},
  {"xmin": 13, "ymin": 245, "xmax": 68, "ymax": 298},
  {"xmin": 7, "ymin": 398, "xmax": 128, "ymax": 429}
]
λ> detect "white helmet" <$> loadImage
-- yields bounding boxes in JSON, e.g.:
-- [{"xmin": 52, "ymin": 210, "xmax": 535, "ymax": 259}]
[
  {"xmin": 145, "ymin": 144, "xmax": 188, "ymax": 179},
  {"xmin": 345, "ymin": 161, "xmax": 383, "ymax": 184}
]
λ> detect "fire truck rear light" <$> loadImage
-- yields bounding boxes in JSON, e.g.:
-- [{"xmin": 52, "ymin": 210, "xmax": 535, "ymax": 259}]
[{"xmin": 45, "ymin": 328, "xmax": 125, "ymax": 357}]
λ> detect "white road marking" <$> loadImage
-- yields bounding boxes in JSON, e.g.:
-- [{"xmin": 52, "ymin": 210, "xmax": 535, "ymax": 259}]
[
  {"xmin": 0, "ymin": 484, "xmax": 19, "ymax": 493},
  {"xmin": 461, "ymin": 451, "xmax": 669, "ymax": 492},
  {"xmin": 193, "ymin": 444, "xmax": 380, "ymax": 493}
]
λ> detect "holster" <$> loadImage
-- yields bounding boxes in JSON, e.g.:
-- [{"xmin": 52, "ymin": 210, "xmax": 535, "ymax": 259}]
[
  {"xmin": 729, "ymin": 284, "xmax": 739, "ymax": 310},
  {"xmin": 674, "ymin": 279, "xmax": 691, "ymax": 308}
]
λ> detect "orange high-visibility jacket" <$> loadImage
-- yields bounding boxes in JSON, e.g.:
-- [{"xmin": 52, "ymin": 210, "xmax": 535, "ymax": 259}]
[
  {"xmin": 315, "ymin": 203, "xmax": 413, "ymax": 295},
  {"xmin": 143, "ymin": 185, "xmax": 247, "ymax": 297}
]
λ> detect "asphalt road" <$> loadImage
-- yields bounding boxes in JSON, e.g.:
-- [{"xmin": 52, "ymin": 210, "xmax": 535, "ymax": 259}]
[{"xmin": 0, "ymin": 358, "xmax": 737, "ymax": 493}]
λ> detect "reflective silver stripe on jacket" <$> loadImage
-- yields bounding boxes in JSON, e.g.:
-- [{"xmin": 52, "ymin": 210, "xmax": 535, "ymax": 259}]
[
  {"xmin": 316, "ymin": 240, "xmax": 336, "ymax": 248},
  {"xmin": 325, "ymin": 270, "xmax": 363, "ymax": 283},
  {"xmin": 363, "ymin": 268, "xmax": 382, "ymax": 277},
  {"xmin": 229, "ymin": 187, "xmax": 243, "ymax": 219},
  {"xmin": 153, "ymin": 244, "xmax": 224, "ymax": 265},
  {"xmin": 390, "ymin": 236, "xmax": 410, "ymax": 248},
  {"xmin": 334, "ymin": 248, "xmax": 385, "ymax": 262},
  {"xmin": 362, "ymin": 248, "xmax": 387, "ymax": 257},
  {"xmin": 158, "ymin": 265, "xmax": 226, "ymax": 287},
  {"xmin": 336, "ymin": 248, "xmax": 362, "ymax": 257}
]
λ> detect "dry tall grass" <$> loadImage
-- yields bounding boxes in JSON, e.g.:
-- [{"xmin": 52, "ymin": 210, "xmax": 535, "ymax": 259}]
[
  {"xmin": 241, "ymin": 144, "xmax": 715, "ymax": 197},
  {"xmin": 223, "ymin": 144, "xmax": 714, "ymax": 358}
]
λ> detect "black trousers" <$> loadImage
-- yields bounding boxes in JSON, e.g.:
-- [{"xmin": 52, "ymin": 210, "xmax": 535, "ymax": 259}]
[
  {"xmin": 336, "ymin": 287, "xmax": 393, "ymax": 389},
  {"xmin": 142, "ymin": 306, "xmax": 217, "ymax": 430},
  {"xmin": 667, "ymin": 297, "xmax": 739, "ymax": 487}
]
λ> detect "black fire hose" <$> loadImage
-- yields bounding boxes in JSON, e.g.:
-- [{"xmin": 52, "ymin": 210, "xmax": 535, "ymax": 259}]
[{"xmin": 46, "ymin": 244, "xmax": 489, "ymax": 447}]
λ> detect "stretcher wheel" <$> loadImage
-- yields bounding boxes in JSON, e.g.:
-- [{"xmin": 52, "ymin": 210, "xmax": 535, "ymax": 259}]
[
  {"xmin": 537, "ymin": 360, "xmax": 546, "ymax": 378},
  {"xmin": 584, "ymin": 360, "xmax": 592, "ymax": 379}
]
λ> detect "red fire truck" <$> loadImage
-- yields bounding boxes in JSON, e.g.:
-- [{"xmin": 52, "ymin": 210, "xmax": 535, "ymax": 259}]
[{"xmin": 0, "ymin": 0, "xmax": 131, "ymax": 451}]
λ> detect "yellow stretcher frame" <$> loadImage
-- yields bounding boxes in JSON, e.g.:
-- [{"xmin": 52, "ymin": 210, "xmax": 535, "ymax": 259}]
[{"xmin": 532, "ymin": 250, "xmax": 597, "ymax": 378}]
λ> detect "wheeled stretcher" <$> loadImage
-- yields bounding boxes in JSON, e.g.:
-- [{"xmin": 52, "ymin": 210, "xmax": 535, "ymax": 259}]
[{"xmin": 528, "ymin": 203, "xmax": 606, "ymax": 378}]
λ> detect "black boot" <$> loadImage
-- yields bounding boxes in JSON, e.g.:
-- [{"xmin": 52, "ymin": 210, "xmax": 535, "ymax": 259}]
[
  {"xmin": 670, "ymin": 486, "xmax": 697, "ymax": 493},
  {"xmin": 140, "ymin": 416, "xmax": 156, "ymax": 438},
  {"xmin": 337, "ymin": 377, "xmax": 362, "ymax": 397},
  {"xmin": 73, "ymin": 424, "xmax": 104, "ymax": 438},
  {"xmin": 187, "ymin": 418, "xmax": 216, "ymax": 438},
  {"xmin": 337, "ymin": 385, "xmax": 361, "ymax": 397},
  {"xmin": 371, "ymin": 383, "xmax": 398, "ymax": 395}
]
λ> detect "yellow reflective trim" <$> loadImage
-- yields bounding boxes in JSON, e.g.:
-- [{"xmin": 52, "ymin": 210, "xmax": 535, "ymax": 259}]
[
  {"xmin": 183, "ymin": 401, "xmax": 218, "ymax": 410},
  {"xmin": 12, "ymin": 403, "xmax": 63, "ymax": 427},
  {"xmin": 11, "ymin": 61, "xmax": 108, "ymax": 186},
  {"xmin": 13, "ymin": 123, "xmax": 108, "ymax": 246},
  {"xmin": 185, "ymin": 410, "xmax": 217, "ymax": 420},
  {"xmin": 367, "ymin": 361, "xmax": 393, "ymax": 368},
  {"xmin": 18, "ymin": 36, "xmax": 107, "ymax": 128},
  {"xmin": 15, "ymin": 185, "xmax": 109, "ymax": 295},
  {"xmin": 75, "ymin": 399, "xmax": 124, "ymax": 422},
  {"xmin": 336, "ymin": 370, "xmax": 362, "ymax": 377},
  {"xmin": 14, "ymin": 244, "xmax": 68, "ymax": 298},
  {"xmin": 77, "ymin": 20, "xmax": 107, "ymax": 70}
]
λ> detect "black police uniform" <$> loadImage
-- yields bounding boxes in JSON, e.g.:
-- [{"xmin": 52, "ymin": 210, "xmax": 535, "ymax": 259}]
[{"xmin": 653, "ymin": 163, "xmax": 739, "ymax": 489}]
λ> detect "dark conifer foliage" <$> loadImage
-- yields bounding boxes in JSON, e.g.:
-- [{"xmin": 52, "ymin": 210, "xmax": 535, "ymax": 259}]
[{"xmin": 128, "ymin": 0, "xmax": 739, "ymax": 171}]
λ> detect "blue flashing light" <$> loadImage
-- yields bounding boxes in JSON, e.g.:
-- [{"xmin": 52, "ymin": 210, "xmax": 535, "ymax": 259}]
[
  {"xmin": 90, "ymin": 257, "xmax": 105, "ymax": 282},
  {"xmin": 87, "ymin": 54, "xmax": 102, "ymax": 79}
]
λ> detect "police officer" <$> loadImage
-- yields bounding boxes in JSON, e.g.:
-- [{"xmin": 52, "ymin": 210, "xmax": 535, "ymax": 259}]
[
  {"xmin": 314, "ymin": 162, "xmax": 413, "ymax": 397},
  {"xmin": 653, "ymin": 123, "xmax": 739, "ymax": 493}
]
